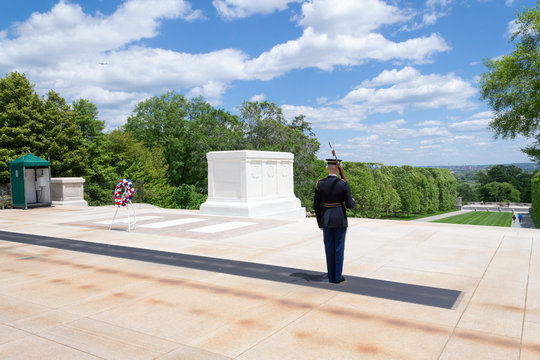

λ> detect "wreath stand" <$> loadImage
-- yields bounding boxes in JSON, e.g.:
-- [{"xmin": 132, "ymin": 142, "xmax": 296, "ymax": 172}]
[{"xmin": 109, "ymin": 179, "xmax": 137, "ymax": 232}]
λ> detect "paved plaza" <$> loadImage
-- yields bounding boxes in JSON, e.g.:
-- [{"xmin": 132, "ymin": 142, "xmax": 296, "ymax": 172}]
[{"xmin": 0, "ymin": 205, "xmax": 539, "ymax": 359}]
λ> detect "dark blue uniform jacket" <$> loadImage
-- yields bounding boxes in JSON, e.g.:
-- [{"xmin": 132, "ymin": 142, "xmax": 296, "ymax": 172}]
[{"xmin": 314, "ymin": 175, "xmax": 356, "ymax": 228}]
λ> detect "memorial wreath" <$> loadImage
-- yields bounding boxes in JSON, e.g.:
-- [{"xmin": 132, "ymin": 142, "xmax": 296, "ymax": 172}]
[{"xmin": 113, "ymin": 179, "xmax": 135, "ymax": 206}]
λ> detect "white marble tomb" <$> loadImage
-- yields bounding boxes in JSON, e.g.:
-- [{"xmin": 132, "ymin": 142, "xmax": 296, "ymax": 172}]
[{"xmin": 199, "ymin": 150, "xmax": 305, "ymax": 218}]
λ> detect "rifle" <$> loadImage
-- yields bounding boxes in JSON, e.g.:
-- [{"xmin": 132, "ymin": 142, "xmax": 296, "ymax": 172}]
[{"xmin": 328, "ymin": 142, "xmax": 346, "ymax": 181}]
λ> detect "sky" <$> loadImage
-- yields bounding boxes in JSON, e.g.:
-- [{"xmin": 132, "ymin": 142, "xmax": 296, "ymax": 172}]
[{"xmin": 0, "ymin": 0, "xmax": 537, "ymax": 166}]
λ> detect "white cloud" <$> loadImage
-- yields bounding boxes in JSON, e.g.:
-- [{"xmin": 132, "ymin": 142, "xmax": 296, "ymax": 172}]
[
  {"xmin": 213, "ymin": 0, "xmax": 297, "ymax": 19},
  {"xmin": 282, "ymin": 103, "xmax": 369, "ymax": 130},
  {"xmin": 418, "ymin": 127, "xmax": 451, "ymax": 136},
  {"xmin": 298, "ymin": 0, "xmax": 410, "ymax": 35},
  {"xmin": 419, "ymin": 120, "xmax": 443, "ymax": 126},
  {"xmin": 505, "ymin": 19, "xmax": 519, "ymax": 38},
  {"xmin": 250, "ymin": 93, "xmax": 266, "ymax": 102},
  {"xmin": 420, "ymin": 144, "xmax": 441, "ymax": 149},
  {"xmin": 361, "ymin": 67, "xmax": 420, "ymax": 87},
  {"xmin": 449, "ymin": 118, "xmax": 490, "ymax": 131},
  {"xmin": 186, "ymin": 81, "xmax": 229, "ymax": 106},
  {"xmin": 316, "ymin": 96, "xmax": 328, "ymax": 105},
  {"xmin": 470, "ymin": 111, "xmax": 493, "ymax": 119},
  {"xmin": 246, "ymin": 30, "xmax": 450, "ymax": 79},
  {"xmin": 347, "ymin": 135, "xmax": 380, "ymax": 143},
  {"xmin": 341, "ymin": 67, "xmax": 477, "ymax": 111},
  {"xmin": 454, "ymin": 135, "xmax": 475, "ymax": 141}
]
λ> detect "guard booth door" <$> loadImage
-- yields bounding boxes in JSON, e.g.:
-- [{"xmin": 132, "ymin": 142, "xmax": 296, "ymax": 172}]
[{"xmin": 24, "ymin": 168, "xmax": 51, "ymax": 205}]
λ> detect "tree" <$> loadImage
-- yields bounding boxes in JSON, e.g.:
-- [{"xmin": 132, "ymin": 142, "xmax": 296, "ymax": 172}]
[
  {"xmin": 39, "ymin": 91, "xmax": 88, "ymax": 177},
  {"xmin": 415, "ymin": 168, "xmax": 439, "ymax": 213},
  {"xmin": 170, "ymin": 184, "xmax": 207, "ymax": 209},
  {"xmin": 477, "ymin": 164, "xmax": 533, "ymax": 202},
  {"xmin": 430, "ymin": 168, "xmax": 457, "ymax": 210},
  {"xmin": 345, "ymin": 162, "xmax": 382, "ymax": 218},
  {"xmin": 0, "ymin": 73, "xmax": 88, "ymax": 180},
  {"xmin": 479, "ymin": 5, "xmax": 540, "ymax": 161},
  {"xmin": 390, "ymin": 166, "xmax": 420, "ymax": 215},
  {"xmin": 480, "ymin": 181, "xmax": 520, "ymax": 202},
  {"xmin": 181, "ymin": 98, "xmax": 244, "ymax": 191},
  {"xmin": 73, "ymin": 99, "xmax": 116, "ymax": 183},
  {"xmin": 240, "ymin": 100, "xmax": 287, "ymax": 151},
  {"xmin": 0, "ymin": 72, "xmax": 43, "ymax": 182},
  {"xmin": 531, "ymin": 171, "xmax": 540, "ymax": 225},
  {"xmin": 239, "ymin": 101, "xmax": 320, "ymax": 208},
  {"xmin": 106, "ymin": 129, "xmax": 172, "ymax": 206},
  {"xmin": 457, "ymin": 182, "xmax": 478, "ymax": 204},
  {"xmin": 375, "ymin": 165, "xmax": 401, "ymax": 216},
  {"xmin": 125, "ymin": 91, "xmax": 190, "ymax": 186},
  {"xmin": 126, "ymin": 92, "xmax": 245, "ymax": 190}
]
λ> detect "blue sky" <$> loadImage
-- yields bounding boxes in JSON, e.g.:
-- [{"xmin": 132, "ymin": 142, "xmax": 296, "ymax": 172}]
[{"xmin": 0, "ymin": 0, "xmax": 537, "ymax": 166}]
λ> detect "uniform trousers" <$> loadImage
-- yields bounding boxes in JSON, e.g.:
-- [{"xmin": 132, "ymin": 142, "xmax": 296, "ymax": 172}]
[{"xmin": 322, "ymin": 227, "xmax": 347, "ymax": 283}]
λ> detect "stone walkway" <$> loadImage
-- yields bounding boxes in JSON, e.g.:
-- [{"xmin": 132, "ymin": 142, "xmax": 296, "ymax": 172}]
[{"xmin": 0, "ymin": 206, "xmax": 539, "ymax": 359}]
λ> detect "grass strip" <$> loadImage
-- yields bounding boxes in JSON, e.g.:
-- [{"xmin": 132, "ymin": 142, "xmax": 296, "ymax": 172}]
[{"xmin": 431, "ymin": 211, "xmax": 513, "ymax": 227}]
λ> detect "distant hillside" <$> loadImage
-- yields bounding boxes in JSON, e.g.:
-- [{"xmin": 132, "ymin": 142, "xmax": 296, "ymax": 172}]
[{"xmin": 427, "ymin": 163, "xmax": 538, "ymax": 174}]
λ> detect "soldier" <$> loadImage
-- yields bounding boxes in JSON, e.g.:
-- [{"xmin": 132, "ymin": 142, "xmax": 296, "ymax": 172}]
[{"xmin": 314, "ymin": 158, "xmax": 356, "ymax": 283}]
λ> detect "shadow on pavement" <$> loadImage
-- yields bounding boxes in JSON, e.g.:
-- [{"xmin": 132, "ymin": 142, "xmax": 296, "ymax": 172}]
[{"xmin": 1, "ymin": 230, "xmax": 462, "ymax": 309}]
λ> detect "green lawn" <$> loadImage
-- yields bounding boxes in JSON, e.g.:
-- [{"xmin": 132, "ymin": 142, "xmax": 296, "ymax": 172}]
[{"xmin": 431, "ymin": 211, "xmax": 513, "ymax": 227}]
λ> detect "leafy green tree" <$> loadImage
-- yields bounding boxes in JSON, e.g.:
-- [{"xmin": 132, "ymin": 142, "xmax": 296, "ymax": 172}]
[
  {"xmin": 0, "ymin": 73, "xmax": 89, "ymax": 181},
  {"xmin": 240, "ymin": 100, "xmax": 287, "ymax": 151},
  {"xmin": 375, "ymin": 165, "xmax": 401, "ymax": 216},
  {"xmin": 480, "ymin": 181, "xmax": 520, "ymax": 202},
  {"xmin": 457, "ymin": 182, "xmax": 478, "ymax": 204},
  {"xmin": 73, "ymin": 99, "xmax": 104, "ymax": 138},
  {"xmin": 531, "ymin": 171, "xmax": 540, "ymax": 225},
  {"xmin": 345, "ymin": 162, "xmax": 382, "ymax": 218},
  {"xmin": 415, "ymin": 168, "xmax": 439, "ymax": 213},
  {"xmin": 126, "ymin": 92, "xmax": 245, "ymax": 191},
  {"xmin": 479, "ymin": 5, "xmax": 540, "ymax": 161},
  {"xmin": 170, "ymin": 184, "xmax": 208, "ymax": 209},
  {"xmin": 478, "ymin": 164, "xmax": 533, "ymax": 202},
  {"xmin": 390, "ymin": 166, "xmax": 421, "ymax": 215},
  {"xmin": 72, "ymin": 99, "xmax": 117, "ymax": 183},
  {"xmin": 126, "ymin": 91, "xmax": 190, "ymax": 186},
  {"xmin": 0, "ymin": 72, "xmax": 43, "ymax": 182},
  {"xmin": 181, "ymin": 98, "xmax": 245, "ymax": 191},
  {"xmin": 282, "ymin": 115, "xmax": 321, "ymax": 207},
  {"xmin": 430, "ymin": 168, "xmax": 457, "ymax": 210},
  {"xmin": 106, "ymin": 129, "xmax": 172, "ymax": 206},
  {"xmin": 39, "ymin": 91, "xmax": 88, "ymax": 177},
  {"xmin": 239, "ymin": 101, "xmax": 320, "ymax": 208}
]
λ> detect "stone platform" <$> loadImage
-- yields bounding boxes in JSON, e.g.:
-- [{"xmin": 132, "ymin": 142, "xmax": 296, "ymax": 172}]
[{"xmin": 0, "ymin": 205, "xmax": 539, "ymax": 359}]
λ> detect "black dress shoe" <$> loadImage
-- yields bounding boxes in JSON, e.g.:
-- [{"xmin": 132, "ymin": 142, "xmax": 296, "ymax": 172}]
[{"xmin": 330, "ymin": 276, "xmax": 346, "ymax": 284}]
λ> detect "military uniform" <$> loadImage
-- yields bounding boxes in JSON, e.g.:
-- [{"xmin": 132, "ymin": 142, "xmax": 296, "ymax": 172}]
[{"xmin": 313, "ymin": 159, "xmax": 355, "ymax": 283}]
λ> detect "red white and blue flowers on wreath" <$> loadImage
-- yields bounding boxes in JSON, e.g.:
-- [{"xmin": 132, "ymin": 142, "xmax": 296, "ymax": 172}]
[{"xmin": 113, "ymin": 179, "xmax": 135, "ymax": 206}]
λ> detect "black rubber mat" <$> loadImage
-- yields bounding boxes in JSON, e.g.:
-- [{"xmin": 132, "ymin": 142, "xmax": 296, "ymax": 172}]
[{"xmin": 0, "ymin": 230, "xmax": 462, "ymax": 309}]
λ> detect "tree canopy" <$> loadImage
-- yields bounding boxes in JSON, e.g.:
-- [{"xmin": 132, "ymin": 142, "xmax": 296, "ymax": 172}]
[
  {"xmin": 479, "ymin": 5, "xmax": 540, "ymax": 161},
  {"xmin": 0, "ymin": 73, "xmax": 87, "ymax": 181}
]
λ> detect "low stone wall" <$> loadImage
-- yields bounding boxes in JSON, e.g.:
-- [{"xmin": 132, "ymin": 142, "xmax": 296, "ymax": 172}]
[{"xmin": 51, "ymin": 177, "xmax": 88, "ymax": 207}]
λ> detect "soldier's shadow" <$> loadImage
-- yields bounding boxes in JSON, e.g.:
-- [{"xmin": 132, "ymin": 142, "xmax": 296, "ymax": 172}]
[{"xmin": 290, "ymin": 272, "xmax": 327, "ymax": 282}]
